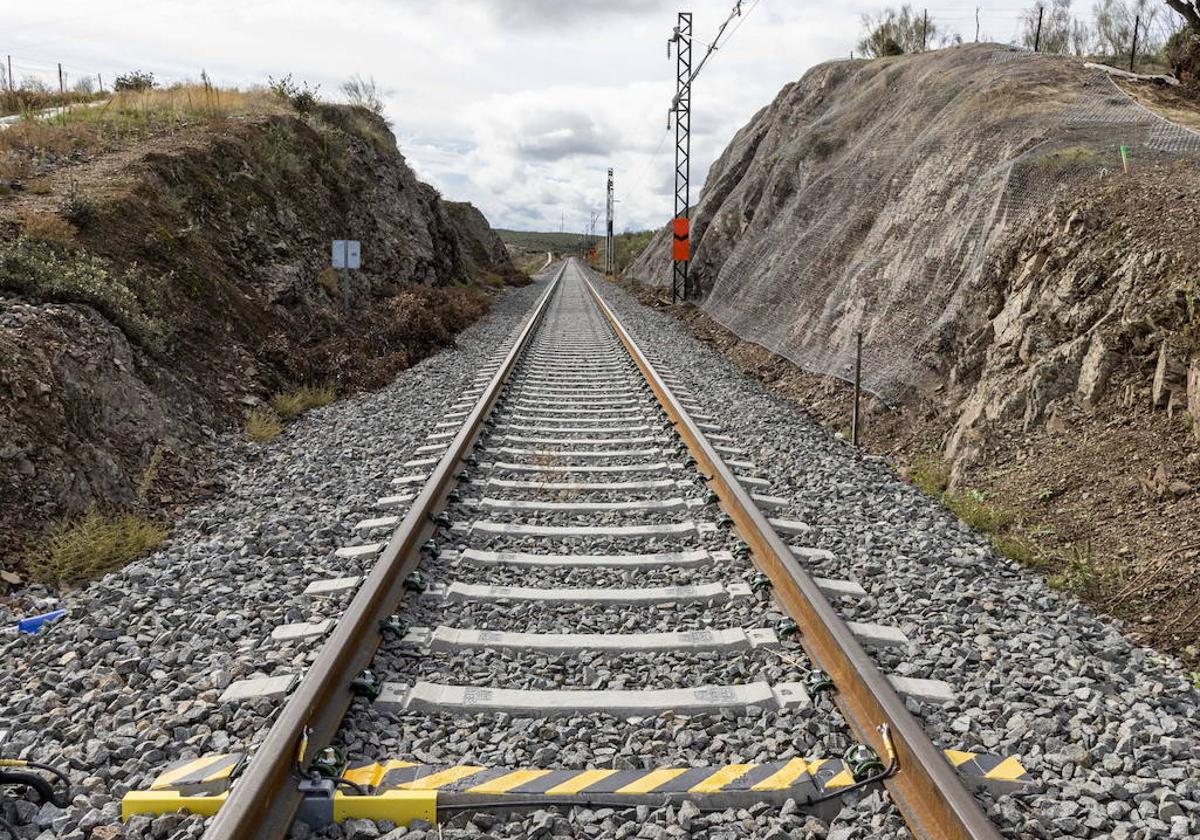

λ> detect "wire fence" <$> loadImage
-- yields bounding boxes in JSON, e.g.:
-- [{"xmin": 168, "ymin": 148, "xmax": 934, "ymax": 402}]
[{"xmin": 0, "ymin": 51, "xmax": 228, "ymax": 97}]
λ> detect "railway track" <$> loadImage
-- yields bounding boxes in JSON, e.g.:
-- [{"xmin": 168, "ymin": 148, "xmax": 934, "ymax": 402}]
[{"xmin": 124, "ymin": 258, "xmax": 1027, "ymax": 839}]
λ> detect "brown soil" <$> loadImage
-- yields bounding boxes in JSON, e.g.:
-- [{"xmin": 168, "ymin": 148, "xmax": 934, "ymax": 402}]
[
  {"xmin": 1113, "ymin": 76, "xmax": 1200, "ymax": 134},
  {"xmin": 618, "ymin": 278, "xmax": 1200, "ymax": 670}
]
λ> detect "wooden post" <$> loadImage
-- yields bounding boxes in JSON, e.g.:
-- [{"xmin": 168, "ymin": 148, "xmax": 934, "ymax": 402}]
[
  {"xmin": 97, "ymin": 73, "xmax": 103, "ymax": 92},
  {"xmin": 5, "ymin": 55, "xmax": 11, "ymax": 94},
  {"xmin": 1034, "ymin": 6, "xmax": 1044, "ymax": 52},
  {"xmin": 852, "ymin": 332, "xmax": 863, "ymax": 447},
  {"xmin": 922, "ymin": 9, "xmax": 929, "ymax": 50},
  {"xmin": 58, "ymin": 62, "xmax": 64, "ymax": 93},
  {"xmin": 975, "ymin": 7, "xmax": 980, "ymax": 42},
  {"xmin": 1129, "ymin": 14, "xmax": 1139, "ymax": 73}
]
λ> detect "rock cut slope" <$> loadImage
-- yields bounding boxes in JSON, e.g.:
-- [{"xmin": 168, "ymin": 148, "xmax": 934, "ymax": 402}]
[
  {"xmin": 628, "ymin": 43, "xmax": 1200, "ymax": 663},
  {"xmin": 0, "ymin": 104, "xmax": 521, "ymax": 563},
  {"xmin": 628, "ymin": 43, "xmax": 1200, "ymax": 402}
]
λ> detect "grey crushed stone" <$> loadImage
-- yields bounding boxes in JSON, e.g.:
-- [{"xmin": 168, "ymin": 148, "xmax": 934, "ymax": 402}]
[
  {"xmin": 588, "ymin": 263, "xmax": 1200, "ymax": 839},
  {"xmin": 0, "ymin": 274, "xmax": 550, "ymax": 838}
]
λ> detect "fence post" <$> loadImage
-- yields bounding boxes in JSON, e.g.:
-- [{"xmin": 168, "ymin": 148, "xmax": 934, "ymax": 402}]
[
  {"xmin": 1129, "ymin": 15, "xmax": 1139, "ymax": 73},
  {"xmin": 5, "ymin": 55, "xmax": 12, "ymax": 94},
  {"xmin": 58, "ymin": 63, "xmax": 64, "ymax": 93},
  {"xmin": 852, "ymin": 332, "xmax": 863, "ymax": 448},
  {"xmin": 97, "ymin": 73, "xmax": 103, "ymax": 93},
  {"xmin": 1034, "ymin": 6, "xmax": 1044, "ymax": 52},
  {"xmin": 922, "ymin": 8, "xmax": 929, "ymax": 51}
]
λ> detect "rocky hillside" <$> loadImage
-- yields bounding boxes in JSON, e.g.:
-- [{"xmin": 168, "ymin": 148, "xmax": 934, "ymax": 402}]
[
  {"xmin": 627, "ymin": 44, "xmax": 1200, "ymax": 664},
  {"xmin": 0, "ymin": 104, "xmax": 520, "ymax": 564}
]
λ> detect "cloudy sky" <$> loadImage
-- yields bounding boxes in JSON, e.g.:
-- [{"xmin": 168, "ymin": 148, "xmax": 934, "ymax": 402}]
[{"xmin": 6, "ymin": 0, "xmax": 1049, "ymax": 232}]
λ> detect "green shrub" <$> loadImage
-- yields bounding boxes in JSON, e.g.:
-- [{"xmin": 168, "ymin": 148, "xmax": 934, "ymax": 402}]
[
  {"xmin": 0, "ymin": 237, "xmax": 164, "ymax": 347},
  {"xmin": 908, "ymin": 454, "xmax": 950, "ymax": 496},
  {"xmin": 267, "ymin": 74, "xmax": 320, "ymax": 116},
  {"xmin": 991, "ymin": 533, "xmax": 1035, "ymax": 565},
  {"xmin": 27, "ymin": 509, "xmax": 167, "ymax": 585},
  {"xmin": 113, "ymin": 70, "xmax": 155, "ymax": 91},
  {"xmin": 1048, "ymin": 544, "xmax": 1101, "ymax": 595},
  {"xmin": 944, "ymin": 489, "xmax": 1014, "ymax": 533}
]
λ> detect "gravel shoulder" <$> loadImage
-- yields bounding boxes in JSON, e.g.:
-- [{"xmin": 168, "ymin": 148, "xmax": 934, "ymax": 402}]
[
  {"xmin": 0, "ymin": 273, "xmax": 551, "ymax": 839},
  {"xmin": 589, "ymin": 269, "xmax": 1200, "ymax": 840}
]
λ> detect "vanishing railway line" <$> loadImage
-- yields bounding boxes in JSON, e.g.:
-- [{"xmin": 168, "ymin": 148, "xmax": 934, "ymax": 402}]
[{"xmin": 124, "ymin": 259, "xmax": 1027, "ymax": 839}]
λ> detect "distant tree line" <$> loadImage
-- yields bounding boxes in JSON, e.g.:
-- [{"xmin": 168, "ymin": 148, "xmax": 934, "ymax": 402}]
[{"xmin": 857, "ymin": 0, "xmax": 1197, "ymax": 75}]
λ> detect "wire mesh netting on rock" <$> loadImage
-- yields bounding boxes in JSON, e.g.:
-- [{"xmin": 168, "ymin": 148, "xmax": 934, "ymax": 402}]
[{"xmin": 630, "ymin": 44, "xmax": 1200, "ymax": 402}]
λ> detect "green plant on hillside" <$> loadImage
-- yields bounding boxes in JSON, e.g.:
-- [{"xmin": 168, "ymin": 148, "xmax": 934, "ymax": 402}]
[
  {"xmin": 60, "ymin": 180, "xmax": 95, "ymax": 228},
  {"xmin": 1048, "ymin": 543, "xmax": 1102, "ymax": 595},
  {"xmin": 991, "ymin": 533, "xmax": 1037, "ymax": 565},
  {"xmin": 1035, "ymin": 145, "xmax": 1106, "ymax": 174},
  {"xmin": 0, "ymin": 237, "xmax": 165, "ymax": 347},
  {"xmin": 908, "ymin": 453, "xmax": 951, "ymax": 496},
  {"xmin": 268, "ymin": 74, "xmax": 320, "ymax": 116},
  {"xmin": 944, "ymin": 488, "xmax": 1015, "ymax": 533},
  {"xmin": 26, "ymin": 509, "xmax": 167, "ymax": 585},
  {"xmin": 113, "ymin": 70, "xmax": 155, "ymax": 91},
  {"xmin": 858, "ymin": 5, "xmax": 939, "ymax": 56}
]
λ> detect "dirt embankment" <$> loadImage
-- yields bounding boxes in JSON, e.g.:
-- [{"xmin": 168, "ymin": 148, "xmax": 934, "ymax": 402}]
[
  {"xmin": 624, "ymin": 44, "xmax": 1200, "ymax": 668},
  {"xmin": 0, "ymin": 105, "xmax": 521, "ymax": 565}
]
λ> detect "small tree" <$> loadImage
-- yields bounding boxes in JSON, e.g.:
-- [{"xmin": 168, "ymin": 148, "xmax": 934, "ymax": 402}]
[
  {"xmin": 858, "ymin": 5, "xmax": 937, "ymax": 56},
  {"xmin": 113, "ymin": 70, "xmax": 155, "ymax": 91},
  {"xmin": 1095, "ymin": 0, "xmax": 1166, "ymax": 61},
  {"xmin": 1022, "ymin": 0, "xmax": 1077, "ymax": 52},
  {"xmin": 341, "ymin": 74, "xmax": 384, "ymax": 116},
  {"xmin": 19, "ymin": 76, "xmax": 50, "ymax": 93}
]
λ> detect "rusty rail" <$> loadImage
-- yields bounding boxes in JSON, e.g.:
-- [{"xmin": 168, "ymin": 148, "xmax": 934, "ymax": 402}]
[
  {"xmin": 580, "ymin": 263, "xmax": 1003, "ymax": 840},
  {"xmin": 204, "ymin": 264, "xmax": 566, "ymax": 840}
]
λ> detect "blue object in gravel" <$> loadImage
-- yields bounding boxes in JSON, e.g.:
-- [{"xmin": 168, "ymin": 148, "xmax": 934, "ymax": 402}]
[{"xmin": 10, "ymin": 610, "xmax": 66, "ymax": 634}]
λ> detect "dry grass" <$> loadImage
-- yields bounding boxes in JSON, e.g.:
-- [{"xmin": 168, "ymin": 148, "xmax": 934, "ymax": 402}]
[
  {"xmin": 0, "ymin": 83, "xmax": 286, "ymax": 159},
  {"xmin": 19, "ymin": 211, "xmax": 77, "ymax": 246},
  {"xmin": 26, "ymin": 509, "xmax": 167, "ymax": 585},
  {"xmin": 0, "ymin": 89, "xmax": 105, "ymax": 118},
  {"xmin": 271, "ymin": 385, "xmax": 336, "ymax": 420},
  {"xmin": 245, "ymin": 407, "xmax": 283, "ymax": 442},
  {"xmin": 317, "ymin": 267, "xmax": 340, "ymax": 297}
]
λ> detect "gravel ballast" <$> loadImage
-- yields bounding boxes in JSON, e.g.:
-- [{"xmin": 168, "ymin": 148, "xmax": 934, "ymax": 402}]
[
  {"xmin": 0, "ymin": 274, "xmax": 551, "ymax": 839},
  {"xmin": 7, "ymin": 259, "xmax": 1196, "ymax": 840},
  {"xmin": 586, "ymin": 264, "xmax": 1200, "ymax": 840}
]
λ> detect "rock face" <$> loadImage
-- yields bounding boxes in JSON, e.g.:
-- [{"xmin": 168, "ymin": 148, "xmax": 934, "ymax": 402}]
[
  {"xmin": 627, "ymin": 44, "xmax": 1200, "ymax": 404},
  {"xmin": 628, "ymin": 43, "xmax": 1200, "ymax": 474},
  {"xmin": 0, "ymin": 106, "xmax": 517, "ymax": 559}
]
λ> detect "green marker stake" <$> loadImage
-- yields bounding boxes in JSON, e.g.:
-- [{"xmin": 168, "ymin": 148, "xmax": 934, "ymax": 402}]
[{"xmin": 1119, "ymin": 144, "xmax": 1130, "ymax": 174}]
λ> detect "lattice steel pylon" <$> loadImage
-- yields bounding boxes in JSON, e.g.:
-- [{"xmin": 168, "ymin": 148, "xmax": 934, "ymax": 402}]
[
  {"xmin": 669, "ymin": 12, "xmax": 693, "ymax": 302},
  {"xmin": 606, "ymin": 167, "xmax": 615, "ymax": 275}
]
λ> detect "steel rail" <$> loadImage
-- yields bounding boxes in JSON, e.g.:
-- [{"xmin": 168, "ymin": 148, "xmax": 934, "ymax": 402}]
[
  {"xmin": 580, "ymin": 261, "xmax": 1003, "ymax": 840},
  {"xmin": 205, "ymin": 263, "xmax": 567, "ymax": 840}
]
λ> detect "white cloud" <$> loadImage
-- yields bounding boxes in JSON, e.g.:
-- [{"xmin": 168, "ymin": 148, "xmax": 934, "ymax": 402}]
[{"xmin": 6, "ymin": 0, "xmax": 1014, "ymax": 231}]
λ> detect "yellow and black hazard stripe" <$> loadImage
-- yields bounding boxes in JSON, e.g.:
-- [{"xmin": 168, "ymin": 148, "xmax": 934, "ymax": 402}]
[
  {"xmin": 147, "ymin": 754, "xmax": 245, "ymax": 796},
  {"xmin": 123, "ymin": 748, "xmax": 1031, "ymax": 823},
  {"xmin": 943, "ymin": 750, "xmax": 1030, "ymax": 785}
]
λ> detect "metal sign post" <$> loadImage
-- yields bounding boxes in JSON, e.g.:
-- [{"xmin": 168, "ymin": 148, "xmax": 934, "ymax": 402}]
[
  {"xmin": 605, "ymin": 168, "xmax": 615, "ymax": 275},
  {"xmin": 332, "ymin": 240, "xmax": 362, "ymax": 310}
]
